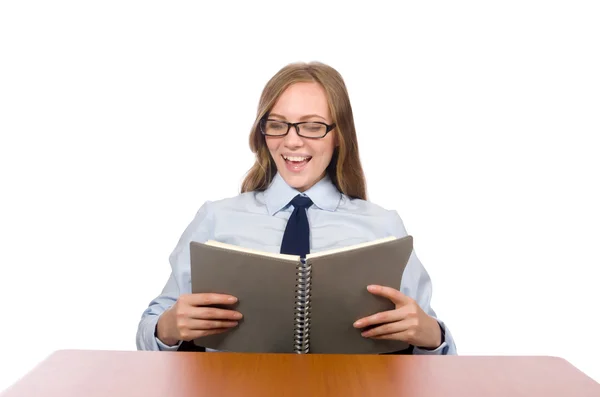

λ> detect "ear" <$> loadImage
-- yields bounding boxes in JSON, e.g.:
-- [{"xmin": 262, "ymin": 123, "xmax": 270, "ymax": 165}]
[{"xmin": 333, "ymin": 131, "xmax": 340, "ymax": 147}]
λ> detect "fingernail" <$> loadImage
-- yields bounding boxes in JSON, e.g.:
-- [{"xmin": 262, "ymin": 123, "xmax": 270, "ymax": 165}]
[
  {"xmin": 367, "ymin": 285, "xmax": 376, "ymax": 291},
  {"xmin": 234, "ymin": 313, "xmax": 243, "ymax": 319},
  {"xmin": 228, "ymin": 297, "xmax": 237, "ymax": 303},
  {"xmin": 354, "ymin": 320, "xmax": 363, "ymax": 327}
]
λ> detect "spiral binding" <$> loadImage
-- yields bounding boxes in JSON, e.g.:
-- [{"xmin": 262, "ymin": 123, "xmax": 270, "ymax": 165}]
[{"xmin": 293, "ymin": 259, "xmax": 312, "ymax": 353}]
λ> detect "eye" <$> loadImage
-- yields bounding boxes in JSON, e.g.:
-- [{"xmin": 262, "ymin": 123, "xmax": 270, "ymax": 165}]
[
  {"xmin": 304, "ymin": 124, "xmax": 323, "ymax": 132},
  {"xmin": 300, "ymin": 123, "xmax": 326, "ymax": 135},
  {"xmin": 266, "ymin": 121, "xmax": 286, "ymax": 130}
]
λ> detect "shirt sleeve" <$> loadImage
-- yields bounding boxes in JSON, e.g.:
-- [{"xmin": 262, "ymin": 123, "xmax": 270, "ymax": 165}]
[
  {"xmin": 387, "ymin": 210, "xmax": 457, "ymax": 355},
  {"xmin": 136, "ymin": 201, "xmax": 214, "ymax": 351}
]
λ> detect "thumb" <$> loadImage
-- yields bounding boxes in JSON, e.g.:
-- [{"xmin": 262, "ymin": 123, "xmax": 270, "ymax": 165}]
[{"xmin": 367, "ymin": 285, "xmax": 411, "ymax": 306}]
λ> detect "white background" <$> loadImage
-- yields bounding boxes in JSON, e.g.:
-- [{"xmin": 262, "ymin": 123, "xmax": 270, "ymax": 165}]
[{"xmin": 1, "ymin": 0, "xmax": 599, "ymax": 391}]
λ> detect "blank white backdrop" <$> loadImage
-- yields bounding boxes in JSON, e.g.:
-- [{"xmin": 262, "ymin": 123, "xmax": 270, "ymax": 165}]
[{"xmin": 1, "ymin": 0, "xmax": 599, "ymax": 391}]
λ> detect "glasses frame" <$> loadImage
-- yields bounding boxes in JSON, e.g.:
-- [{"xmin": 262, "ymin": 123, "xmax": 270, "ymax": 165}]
[{"xmin": 260, "ymin": 118, "xmax": 336, "ymax": 139}]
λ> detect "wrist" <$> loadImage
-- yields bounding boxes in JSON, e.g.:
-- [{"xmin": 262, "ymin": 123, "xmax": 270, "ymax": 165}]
[
  {"xmin": 418, "ymin": 316, "xmax": 443, "ymax": 350},
  {"xmin": 156, "ymin": 310, "xmax": 179, "ymax": 346}
]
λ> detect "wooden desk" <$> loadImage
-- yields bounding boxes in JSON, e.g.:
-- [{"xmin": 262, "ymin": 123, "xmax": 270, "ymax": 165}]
[{"xmin": 2, "ymin": 350, "xmax": 599, "ymax": 397}]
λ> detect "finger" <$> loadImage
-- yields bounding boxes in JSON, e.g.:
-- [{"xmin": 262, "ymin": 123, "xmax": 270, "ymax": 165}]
[
  {"xmin": 360, "ymin": 320, "xmax": 412, "ymax": 338},
  {"xmin": 371, "ymin": 330, "xmax": 411, "ymax": 341},
  {"xmin": 199, "ymin": 328, "xmax": 232, "ymax": 337},
  {"xmin": 188, "ymin": 319, "xmax": 239, "ymax": 330},
  {"xmin": 181, "ymin": 328, "xmax": 232, "ymax": 341},
  {"xmin": 190, "ymin": 307, "xmax": 243, "ymax": 321},
  {"xmin": 353, "ymin": 306, "xmax": 410, "ymax": 328},
  {"xmin": 185, "ymin": 293, "xmax": 238, "ymax": 306},
  {"xmin": 367, "ymin": 285, "xmax": 411, "ymax": 306}
]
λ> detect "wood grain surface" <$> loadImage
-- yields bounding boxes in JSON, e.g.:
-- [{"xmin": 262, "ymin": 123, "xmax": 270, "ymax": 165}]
[{"xmin": 2, "ymin": 350, "xmax": 599, "ymax": 397}]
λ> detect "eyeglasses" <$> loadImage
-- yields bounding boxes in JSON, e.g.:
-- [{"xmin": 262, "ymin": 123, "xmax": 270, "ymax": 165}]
[{"xmin": 260, "ymin": 119, "xmax": 336, "ymax": 139}]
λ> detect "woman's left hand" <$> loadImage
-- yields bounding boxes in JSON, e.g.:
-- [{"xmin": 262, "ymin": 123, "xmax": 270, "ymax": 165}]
[{"xmin": 353, "ymin": 285, "xmax": 442, "ymax": 349}]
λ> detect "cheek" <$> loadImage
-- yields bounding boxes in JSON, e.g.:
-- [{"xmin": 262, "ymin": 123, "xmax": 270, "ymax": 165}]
[
  {"xmin": 265, "ymin": 138, "xmax": 279, "ymax": 155},
  {"xmin": 315, "ymin": 139, "xmax": 336, "ymax": 161}
]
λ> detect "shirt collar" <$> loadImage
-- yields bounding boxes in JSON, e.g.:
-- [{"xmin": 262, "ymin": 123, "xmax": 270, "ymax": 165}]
[{"xmin": 264, "ymin": 172, "xmax": 342, "ymax": 215}]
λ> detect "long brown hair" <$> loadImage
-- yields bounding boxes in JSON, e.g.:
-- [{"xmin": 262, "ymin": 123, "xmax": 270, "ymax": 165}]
[{"xmin": 241, "ymin": 62, "xmax": 367, "ymax": 200}]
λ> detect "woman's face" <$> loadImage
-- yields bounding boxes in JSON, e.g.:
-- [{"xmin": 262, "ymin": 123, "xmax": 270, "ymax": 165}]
[{"xmin": 265, "ymin": 82, "xmax": 337, "ymax": 192}]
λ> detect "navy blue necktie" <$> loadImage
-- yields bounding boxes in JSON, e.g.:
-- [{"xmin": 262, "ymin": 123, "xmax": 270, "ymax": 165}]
[{"xmin": 280, "ymin": 195, "xmax": 313, "ymax": 258}]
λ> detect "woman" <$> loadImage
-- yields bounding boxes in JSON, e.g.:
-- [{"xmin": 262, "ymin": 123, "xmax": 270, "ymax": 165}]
[{"xmin": 136, "ymin": 62, "xmax": 456, "ymax": 355}]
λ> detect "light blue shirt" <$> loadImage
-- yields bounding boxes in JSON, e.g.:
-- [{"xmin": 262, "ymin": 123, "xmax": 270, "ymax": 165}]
[{"xmin": 136, "ymin": 173, "xmax": 457, "ymax": 355}]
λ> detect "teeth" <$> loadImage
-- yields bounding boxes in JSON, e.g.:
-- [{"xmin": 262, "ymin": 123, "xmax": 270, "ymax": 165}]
[{"xmin": 283, "ymin": 155, "xmax": 310, "ymax": 162}]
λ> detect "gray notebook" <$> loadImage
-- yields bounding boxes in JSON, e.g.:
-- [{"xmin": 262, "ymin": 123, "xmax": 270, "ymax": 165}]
[{"xmin": 189, "ymin": 235, "xmax": 413, "ymax": 354}]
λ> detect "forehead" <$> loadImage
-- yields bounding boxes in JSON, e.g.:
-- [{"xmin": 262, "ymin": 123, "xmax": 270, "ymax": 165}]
[{"xmin": 271, "ymin": 82, "xmax": 331, "ymax": 119}]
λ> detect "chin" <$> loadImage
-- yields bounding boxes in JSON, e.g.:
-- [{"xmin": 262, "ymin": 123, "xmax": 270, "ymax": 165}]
[
  {"xmin": 282, "ymin": 174, "xmax": 312, "ymax": 190},
  {"xmin": 279, "ymin": 170, "xmax": 325, "ymax": 192}
]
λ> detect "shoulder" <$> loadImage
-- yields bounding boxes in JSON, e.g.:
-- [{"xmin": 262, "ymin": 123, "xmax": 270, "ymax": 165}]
[
  {"xmin": 170, "ymin": 191, "xmax": 264, "ymax": 258},
  {"xmin": 338, "ymin": 195, "xmax": 409, "ymax": 238},
  {"xmin": 338, "ymin": 195, "xmax": 392, "ymax": 215},
  {"xmin": 195, "ymin": 190, "xmax": 264, "ymax": 216},
  {"xmin": 181, "ymin": 191, "xmax": 261, "ymax": 236}
]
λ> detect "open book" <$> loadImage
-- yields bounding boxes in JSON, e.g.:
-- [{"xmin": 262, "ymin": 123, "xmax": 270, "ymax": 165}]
[{"xmin": 189, "ymin": 235, "xmax": 413, "ymax": 354}]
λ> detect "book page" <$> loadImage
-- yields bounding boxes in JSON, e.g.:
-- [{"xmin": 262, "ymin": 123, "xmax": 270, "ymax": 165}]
[
  {"xmin": 205, "ymin": 240, "xmax": 300, "ymax": 262},
  {"xmin": 305, "ymin": 236, "xmax": 397, "ymax": 259}
]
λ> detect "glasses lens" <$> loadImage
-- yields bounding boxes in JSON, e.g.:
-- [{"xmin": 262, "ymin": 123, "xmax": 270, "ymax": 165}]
[
  {"xmin": 264, "ymin": 120, "xmax": 288, "ymax": 135},
  {"xmin": 299, "ymin": 123, "xmax": 326, "ymax": 138}
]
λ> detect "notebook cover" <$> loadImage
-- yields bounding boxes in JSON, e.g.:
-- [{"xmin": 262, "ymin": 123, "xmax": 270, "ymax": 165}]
[
  {"xmin": 189, "ymin": 241, "xmax": 299, "ymax": 352},
  {"xmin": 308, "ymin": 235, "xmax": 413, "ymax": 353}
]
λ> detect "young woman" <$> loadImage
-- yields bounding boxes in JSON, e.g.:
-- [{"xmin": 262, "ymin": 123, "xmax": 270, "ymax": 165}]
[{"xmin": 136, "ymin": 62, "xmax": 456, "ymax": 355}]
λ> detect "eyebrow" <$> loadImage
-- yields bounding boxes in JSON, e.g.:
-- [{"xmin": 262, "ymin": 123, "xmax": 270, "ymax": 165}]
[{"xmin": 269, "ymin": 113, "xmax": 328, "ymax": 122}]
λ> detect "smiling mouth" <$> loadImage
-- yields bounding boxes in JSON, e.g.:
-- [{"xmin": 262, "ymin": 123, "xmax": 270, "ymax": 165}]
[
  {"xmin": 282, "ymin": 155, "xmax": 312, "ymax": 164},
  {"xmin": 282, "ymin": 155, "xmax": 312, "ymax": 172}
]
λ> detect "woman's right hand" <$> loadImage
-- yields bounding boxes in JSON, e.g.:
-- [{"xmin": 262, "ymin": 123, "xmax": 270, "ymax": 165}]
[{"xmin": 156, "ymin": 293, "xmax": 242, "ymax": 346}]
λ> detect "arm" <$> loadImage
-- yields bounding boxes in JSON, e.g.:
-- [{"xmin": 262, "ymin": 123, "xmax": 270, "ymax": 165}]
[
  {"xmin": 400, "ymin": 250, "xmax": 457, "ymax": 355},
  {"xmin": 136, "ymin": 201, "xmax": 214, "ymax": 351},
  {"xmin": 390, "ymin": 210, "xmax": 457, "ymax": 355},
  {"xmin": 136, "ymin": 273, "xmax": 182, "ymax": 351}
]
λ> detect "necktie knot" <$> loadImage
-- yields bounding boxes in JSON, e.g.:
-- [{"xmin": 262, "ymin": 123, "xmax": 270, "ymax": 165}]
[{"xmin": 290, "ymin": 195, "xmax": 313, "ymax": 210}]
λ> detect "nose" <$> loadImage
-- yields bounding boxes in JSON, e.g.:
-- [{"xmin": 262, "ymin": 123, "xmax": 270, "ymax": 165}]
[{"xmin": 282, "ymin": 125, "xmax": 304, "ymax": 148}]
